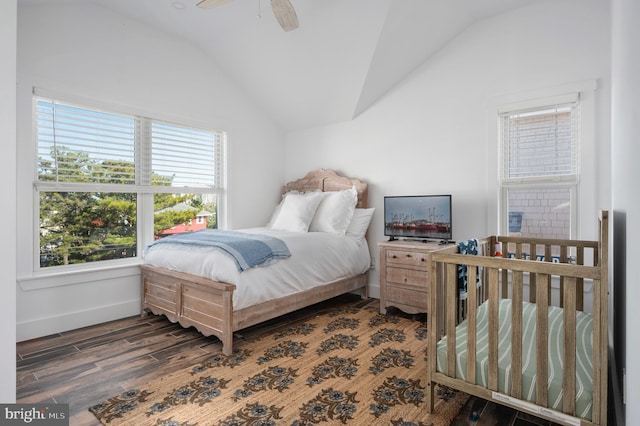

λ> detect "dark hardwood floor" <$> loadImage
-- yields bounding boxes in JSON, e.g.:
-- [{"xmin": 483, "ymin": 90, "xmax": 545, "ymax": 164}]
[
  {"xmin": 17, "ymin": 312, "xmax": 219, "ymax": 425},
  {"xmin": 17, "ymin": 294, "xmax": 374, "ymax": 425},
  {"xmin": 17, "ymin": 294, "xmax": 538, "ymax": 426}
]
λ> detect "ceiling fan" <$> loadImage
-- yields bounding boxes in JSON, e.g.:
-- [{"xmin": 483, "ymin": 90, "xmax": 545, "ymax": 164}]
[{"xmin": 196, "ymin": 0, "xmax": 299, "ymax": 32}]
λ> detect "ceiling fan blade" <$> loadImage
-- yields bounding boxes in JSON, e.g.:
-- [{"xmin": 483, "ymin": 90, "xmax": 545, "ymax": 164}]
[
  {"xmin": 271, "ymin": 0, "xmax": 299, "ymax": 32},
  {"xmin": 196, "ymin": 0, "xmax": 234, "ymax": 9}
]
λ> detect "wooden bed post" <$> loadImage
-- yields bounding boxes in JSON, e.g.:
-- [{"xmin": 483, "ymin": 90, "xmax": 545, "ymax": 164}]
[{"xmin": 220, "ymin": 290, "xmax": 233, "ymax": 355}]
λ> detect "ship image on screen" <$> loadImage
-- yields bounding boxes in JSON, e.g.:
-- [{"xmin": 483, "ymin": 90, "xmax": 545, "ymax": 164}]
[{"xmin": 384, "ymin": 195, "xmax": 452, "ymax": 241}]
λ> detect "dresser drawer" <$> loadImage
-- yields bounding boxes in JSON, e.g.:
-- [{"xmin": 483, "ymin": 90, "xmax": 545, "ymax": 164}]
[
  {"xmin": 385, "ymin": 285, "xmax": 428, "ymax": 310},
  {"xmin": 385, "ymin": 266, "xmax": 427, "ymax": 288},
  {"xmin": 385, "ymin": 249, "xmax": 429, "ymax": 269}
]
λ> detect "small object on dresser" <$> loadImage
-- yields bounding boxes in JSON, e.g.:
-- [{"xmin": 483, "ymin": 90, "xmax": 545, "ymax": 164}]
[{"xmin": 494, "ymin": 241, "xmax": 503, "ymax": 257}]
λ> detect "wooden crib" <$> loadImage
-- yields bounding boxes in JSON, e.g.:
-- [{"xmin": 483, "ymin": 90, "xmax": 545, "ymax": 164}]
[{"xmin": 426, "ymin": 211, "xmax": 608, "ymax": 426}]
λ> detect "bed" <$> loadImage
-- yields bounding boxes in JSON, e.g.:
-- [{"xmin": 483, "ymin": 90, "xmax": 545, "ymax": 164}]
[
  {"xmin": 140, "ymin": 169, "xmax": 373, "ymax": 356},
  {"xmin": 425, "ymin": 211, "xmax": 608, "ymax": 426}
]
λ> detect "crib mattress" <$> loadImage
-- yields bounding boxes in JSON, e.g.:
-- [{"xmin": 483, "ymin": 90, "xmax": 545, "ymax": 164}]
[{"xmin": 436, "ymin": 299, "xmax": 593, "ymax": 420}]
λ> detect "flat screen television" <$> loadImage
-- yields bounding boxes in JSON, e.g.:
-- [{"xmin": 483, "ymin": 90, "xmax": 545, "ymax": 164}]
[{"xmin": 384, "ymin": 194, "xmax": 452, "ymax": 242}]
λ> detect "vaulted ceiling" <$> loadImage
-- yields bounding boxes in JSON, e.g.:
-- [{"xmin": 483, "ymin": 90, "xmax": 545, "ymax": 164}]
[{"xmin": 19, "ymin": 0, "xmax": 539, "ymax": 131}]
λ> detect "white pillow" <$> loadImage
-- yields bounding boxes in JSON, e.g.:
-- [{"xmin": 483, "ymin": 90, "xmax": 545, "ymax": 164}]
[
  {"xmin": 266, "ymin": 191, "xmax": 293, "ymax": 228},
  {"xmin": 309, "ymin": 187, "xmax": 358, "ymax": 234},
  {"xmin": 346, "ymin": 208, "xmax": 375, "ymax": 241},
  {"xmin": 269, "ymin": 191, "xmax": 324, "ymax": 232}
]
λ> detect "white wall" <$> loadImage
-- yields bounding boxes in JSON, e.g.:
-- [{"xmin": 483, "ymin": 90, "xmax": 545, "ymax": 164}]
[
  {"xmin": 0, "ymin": 0, "xmax": 17, "ymax": 403},
  {"xmin": 14, "ymin": 0, "xmax": 613, "ymax": 342},
  {"xmin": 16, "ymin": 3, "xmax": 286, "ymax": 341},
  {"xmin": 284, "ymin": 0, "xmax": 612, "ymax": 298},
  {"xmin": 611, "ymin": 0, "xmax": 640, "ymax": 422}
]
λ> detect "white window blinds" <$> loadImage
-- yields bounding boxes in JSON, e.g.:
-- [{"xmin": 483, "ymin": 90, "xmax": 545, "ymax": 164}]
[
  {"xmin": 34, "ymin": 95, "xmax": 225, "ymax": 194},
  {"xmin": 36, "ymin": 98, "xmax": 137, "ymax": 187},
  {"xmin": 149, "ymin": 121, "xmax": 224, "ymax": 191},
  {"xmin": 500, "ymin": 97, "xmax": 578, "ymax": 182}
]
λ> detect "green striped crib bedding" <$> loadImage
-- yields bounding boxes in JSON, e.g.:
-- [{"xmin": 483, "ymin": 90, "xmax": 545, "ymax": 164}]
[{"xmin": 436, "ymin": 299, "xmax": 593, "ymax": 420}]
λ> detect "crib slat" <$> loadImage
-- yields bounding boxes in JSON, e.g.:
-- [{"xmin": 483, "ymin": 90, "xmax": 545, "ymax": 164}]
[
  {"xmin": 466, "ymin": 265, "xmax": 477, "ymax": 384},
  {"xmin": 544, "ymin": 244, "xmax": 552, "ymax": 264},
  {"xmin": 535, "ymin": 273, "xmax": 549, "ymax": 407},
  {"xmin": 511, "ymin": 269, "xmax": 523, "ymax": 399},
  {"xmin": 434, "ymin": 260, "xmax": 446, "ymax": 339},
  {"xmin": 488, "ymin": 268, "xmax": 499, "ymax": 391},
  {"xmin": 563, "ymin": 277, "xmax": 577, "ymax": 416},
  {"xmin": 446, "ymin": 263, "xmax": 457, "ymax": 378},
  {"xmin": 561, "ymin": 245, "xmax": 567, "ymax": 264}
]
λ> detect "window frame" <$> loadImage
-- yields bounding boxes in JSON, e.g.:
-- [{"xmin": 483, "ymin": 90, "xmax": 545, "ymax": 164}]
[
  {"xmin": 31, "ymin": 90, "xmax": 226, "ymax": 273},
  {"xmin": 497, "ymin": 92, "xmax": 581, "ymax": 240},
  {"xmin": 486, "ymin": 81, "xmax": 598, "ymax": 243}
]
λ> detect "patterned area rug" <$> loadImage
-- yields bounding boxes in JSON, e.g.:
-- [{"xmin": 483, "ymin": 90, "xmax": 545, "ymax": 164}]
[{"xmin": 89, "ymin": 301, "xmax": 467, "ymax": 425}]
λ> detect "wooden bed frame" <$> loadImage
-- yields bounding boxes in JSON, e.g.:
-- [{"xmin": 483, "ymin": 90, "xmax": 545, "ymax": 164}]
[
  {"xmin": 140, "ymin": 169, "xmax": 370, "ymax": 356},
  {"xmin": 426, "ymin": 211, "xmax": 608, "ymax": 426}
]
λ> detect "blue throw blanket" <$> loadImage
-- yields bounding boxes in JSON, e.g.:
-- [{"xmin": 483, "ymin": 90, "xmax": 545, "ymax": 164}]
[{"xmin": 144, "ymin": 230, "xmax": 291, "ymax": 272}]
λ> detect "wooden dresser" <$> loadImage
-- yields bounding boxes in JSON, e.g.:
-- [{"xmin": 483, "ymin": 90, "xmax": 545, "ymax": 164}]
[{"xmin": 378, "ymin": 240, "xmax": 448, "ymax": 315}]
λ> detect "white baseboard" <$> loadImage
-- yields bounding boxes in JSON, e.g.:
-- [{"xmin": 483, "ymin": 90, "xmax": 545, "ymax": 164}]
[
  {"xmin": 17, "ymin": 299, "xmax": 141, "ymax": 342},
  {"xmin": 17, "ymin": 284, "xmax": 382, "ymax": 342}
]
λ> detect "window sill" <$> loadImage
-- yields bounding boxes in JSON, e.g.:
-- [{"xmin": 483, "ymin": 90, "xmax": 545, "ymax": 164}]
[{"xmin": 18, "ymin": 260, "xmax": 142, "ymax": 291}]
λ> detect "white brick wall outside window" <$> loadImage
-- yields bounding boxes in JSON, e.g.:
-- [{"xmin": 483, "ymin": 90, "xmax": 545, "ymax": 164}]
[{"xmin": 499, "ymin": 93, "xmax": 579, "ymax": 246}]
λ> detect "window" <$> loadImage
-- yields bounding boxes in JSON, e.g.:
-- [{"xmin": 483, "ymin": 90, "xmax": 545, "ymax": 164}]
[
  {"xmin": 34, "ymin": 94, "xmax": 225, "ymax": 269},
  {"xmin": 499, "ymin": 93, "xmax": 579, "ymax": 241}
]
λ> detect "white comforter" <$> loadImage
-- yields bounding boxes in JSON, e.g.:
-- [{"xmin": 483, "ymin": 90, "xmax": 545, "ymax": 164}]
[{"xmin": 143, "ymin": 228, "xmax": 371, "ymax": 310}]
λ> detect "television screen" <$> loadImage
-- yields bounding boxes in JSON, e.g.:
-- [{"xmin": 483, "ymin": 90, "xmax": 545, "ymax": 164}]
[{"xmin": 384, "ymin": 195, "xmax": 452, "ymax": 241}]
